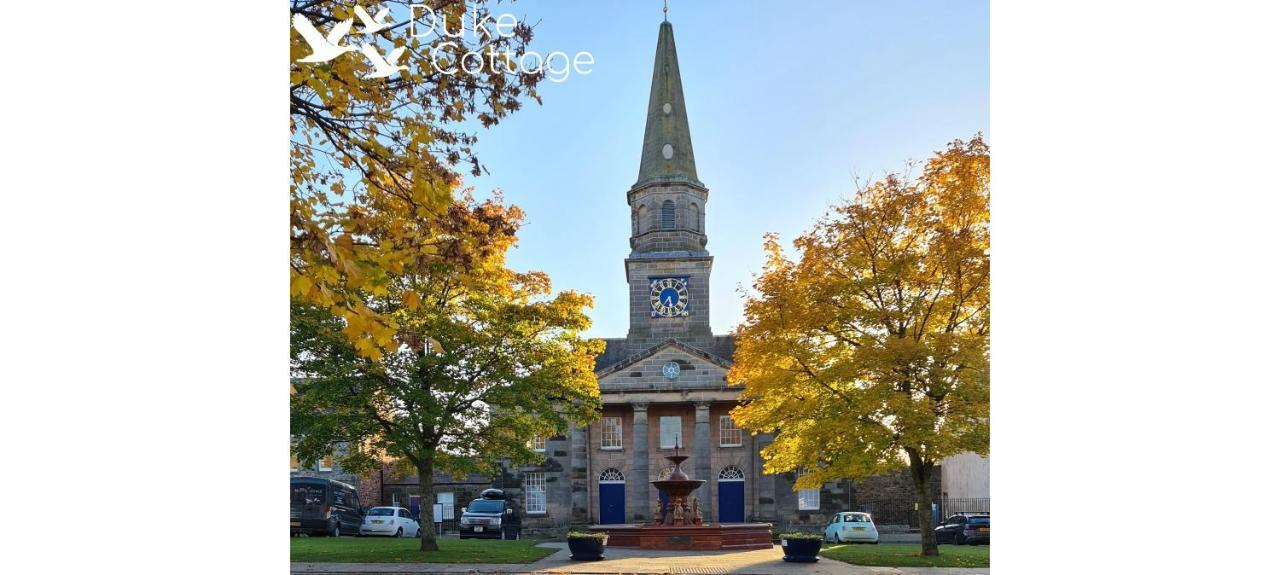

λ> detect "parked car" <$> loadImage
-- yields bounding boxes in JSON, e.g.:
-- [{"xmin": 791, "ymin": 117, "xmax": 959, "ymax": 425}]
[
  {"xmin": 823, "ymin": 512, "xmax": 880, "ymax": 544},
  {"xmin": 291, "ymin": 477, "xmax": 364, "ymax": 536},
  {"xmin": 360, "ymin": 506, "xmax": 421, "ymax": 537},
  {"xmin": 934, "ymin": 512, "xmax": 990, "ymax": 545},
  {"xmin": 459, "ymin": 489, "xmax": 520, "ymax": 539}
]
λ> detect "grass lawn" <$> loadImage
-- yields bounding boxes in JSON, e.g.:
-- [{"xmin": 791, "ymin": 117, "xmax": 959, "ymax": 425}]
[
  {"xmin": 290, "ymin": 536, "xmax": 558, "ymax": 563},
  {"xmin": 821, "ymin": 543, "xmax": 989, "ymax": 568}
]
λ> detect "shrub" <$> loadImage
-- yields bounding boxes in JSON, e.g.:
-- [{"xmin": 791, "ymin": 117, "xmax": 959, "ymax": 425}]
[
  {"xmin": 567, "ymin": 531, "xmax": 608, "ymax": 540},
  {"xmin": 778, "ymin": 532, "xmax": 823, "ymax": 541}
]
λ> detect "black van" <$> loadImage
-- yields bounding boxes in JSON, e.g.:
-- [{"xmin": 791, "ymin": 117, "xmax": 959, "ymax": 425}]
[
  {"xmin": 291, "ymin": 477, "xmax": 364, "ymax": 536},
  {"xmin": 459, "ymin": 489, "xmax": 521, "ymax": 539}
]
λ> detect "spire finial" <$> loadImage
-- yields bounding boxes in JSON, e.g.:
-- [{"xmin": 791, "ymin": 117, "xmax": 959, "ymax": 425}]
[{"xmin": 663, "ymin": 0, "xmax": 668, "ymax": 21}]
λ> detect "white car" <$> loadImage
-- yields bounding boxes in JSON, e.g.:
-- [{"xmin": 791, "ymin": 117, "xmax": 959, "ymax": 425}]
[
  {"xmin": 359, "ymin": 506, "xmax": 421, "ymax": 537},
  {"xmin": 824, "ymin": 512, "xmax": 880, "ymax": 544}
]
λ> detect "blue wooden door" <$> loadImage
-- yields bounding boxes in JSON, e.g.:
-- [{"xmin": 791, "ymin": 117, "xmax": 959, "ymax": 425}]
[
  {"xmin": 599, "ymin": 483, "xmax": 626, "ymax": 524},
  {"xmin": 718, "ymin": 480, "xmax": 745, "ymax": 523}
]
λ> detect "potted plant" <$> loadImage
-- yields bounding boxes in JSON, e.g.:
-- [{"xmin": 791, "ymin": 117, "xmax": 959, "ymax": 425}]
[
  {"xmin": 779, "ymin": 532, "xmax": 823, "ymax": 563},
  {"xmin": 566, "ymin": 531, "xmax": 608, "ymax": 561}
]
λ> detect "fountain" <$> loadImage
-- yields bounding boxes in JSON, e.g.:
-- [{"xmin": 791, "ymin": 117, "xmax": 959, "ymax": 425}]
[{"xmin": 588, "ymin": 445, "xmax": 773, "ymax": 550}]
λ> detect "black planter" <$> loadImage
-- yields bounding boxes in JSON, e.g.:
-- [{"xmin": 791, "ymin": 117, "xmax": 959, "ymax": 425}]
[
  {"xmin": 781, "ymin": 538, "xmax": 822, "ymax": 562},
  {"xmin": 567, "ymin": 536, "xmax": 607, "ymax": 561}
]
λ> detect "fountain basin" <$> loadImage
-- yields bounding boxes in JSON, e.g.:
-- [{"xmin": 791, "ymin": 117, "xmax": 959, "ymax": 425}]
[{"xmin": 587, "ymin": 522, "xmax": 774, "ymax": 550}]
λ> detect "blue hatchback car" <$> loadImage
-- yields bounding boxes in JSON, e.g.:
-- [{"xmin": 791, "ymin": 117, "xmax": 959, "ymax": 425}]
[{"xmin": 823, "ymin": 512, "xmax": 880, "ymax": 544}]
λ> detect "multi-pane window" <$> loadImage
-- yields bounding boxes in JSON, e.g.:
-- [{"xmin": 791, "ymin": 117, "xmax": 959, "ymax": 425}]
[
  {"xmin": 524, "ymin": 472, "xmax": 547, "ymax": 514},
  {"xmin": 319, "ymin": 455, "xmax": 334, "ymax": 471},
  {"xmin": 530, "ymin": 436, "xmax": 546, "ymax": 452},
  {"xmin": 601, "ymin": 417, "xmax": 623, "ymax": 449},
  {"xmin": 719, "ymin": 415, "xmax": 742, "ymax": 447},
  {"xmin": 437, "ymin": 492, "xmax": 455, "ymax": 520},
  {"xmin": 797, "ymin": 469, "xmax": 820, "ymax": 510},
  {"xmin": 659, "ymin": 416, "xmax": 682, "ymax": 449}
]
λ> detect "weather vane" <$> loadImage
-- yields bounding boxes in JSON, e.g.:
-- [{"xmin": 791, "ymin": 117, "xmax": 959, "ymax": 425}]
[{"xmin": 663, "ymin": 0, "xmax": 668, "ymax": 21}]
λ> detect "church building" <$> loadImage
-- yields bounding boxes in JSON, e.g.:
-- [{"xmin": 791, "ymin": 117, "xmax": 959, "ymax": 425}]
[{"xmin": 508, "ymin": 18, "xmax": 905, "ymax": 532}]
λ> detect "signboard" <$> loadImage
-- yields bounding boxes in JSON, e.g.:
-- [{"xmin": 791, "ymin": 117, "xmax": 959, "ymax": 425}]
[{"xmin": 432, "ymin": 502, "xmax": 444, "ymax": 524}]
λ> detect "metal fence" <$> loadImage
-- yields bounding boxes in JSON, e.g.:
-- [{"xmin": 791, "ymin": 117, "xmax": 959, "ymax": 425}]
[
  {"xmin": 851, "ymin": 499, "xmax": 920, "ymax": 528},
  {"xmin": 939, "ymin": 497, "xmax": 990, "ymax": 518}
]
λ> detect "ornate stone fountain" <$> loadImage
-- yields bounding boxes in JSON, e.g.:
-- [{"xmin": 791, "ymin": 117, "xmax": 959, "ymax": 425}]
[
  {"xmin": 651, "ymin": 448, "xmax": 704, "ymax": 526},
  {"xmin": 589, "ymin": 444, "xmax": 772, "ymax": 550}
]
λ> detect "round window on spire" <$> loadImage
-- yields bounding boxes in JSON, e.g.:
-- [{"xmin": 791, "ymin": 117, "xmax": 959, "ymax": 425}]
[
  {"xmin": 662, "ymin": 102, "xmax": 672, "ymax": 115},
  {"xmin": 662, "ymin": 144, "xmax": 674, "ymax": 159}
]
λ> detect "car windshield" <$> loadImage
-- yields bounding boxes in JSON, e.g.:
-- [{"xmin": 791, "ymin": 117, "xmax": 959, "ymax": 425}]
[
  {"xmin": 467, "ymin": 500, "xmax": 503, "ymax": 513},
  {"xmin": 366, "ymin": 508, "xmax": 395, "ymax": 516},
  {"xmin": 290, "ymin": 484, "xmax": 325, "ymax": 506},
  {"xmin": 844, "ymin": 513, "xmax": 871, "ymax": 522},
  {"xmin": 967, "ymin": 516, "xmax": 990, "ymax": 525}
]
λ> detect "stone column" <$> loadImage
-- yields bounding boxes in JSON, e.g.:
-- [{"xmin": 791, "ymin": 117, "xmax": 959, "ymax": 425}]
[
  {"xmin": 693, "ymin": 401, "xmax": 712, "ymax": 512},
  {"xmin": 631, "ymin": 401, "xmax": 650, "ymax": 522},
  {"xmin": 755, "ymin": 432, "xmax": 776, "ymax": 520},
  {"xmin": 569, "ymin": 421, "xmax": 589, "ymax": 524}
]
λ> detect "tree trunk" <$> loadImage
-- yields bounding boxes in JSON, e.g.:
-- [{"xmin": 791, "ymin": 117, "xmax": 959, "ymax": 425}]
[
  {"xmin": 907, "ymin": 449, "xmax": 938, "ymax": 557},
  {"xmin": 417, "ymin": 461, "xmax": 439, "ymax": 552}
]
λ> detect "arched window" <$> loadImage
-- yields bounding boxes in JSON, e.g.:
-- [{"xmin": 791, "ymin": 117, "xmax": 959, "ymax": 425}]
[
  {"xmin": 690, "ymin": 202, "xmax": 700, "ymax": 232},
  {"xmin": 599, "ymin": 468, "xmax": 626, "ymax": 483},
  {"xmin": 718, "ymin": 466, "xmax": 745, "ymax": 481},
  {"xmin": 661, "ymin": 200, "xmax": 675, "ymax": 230},
  {"xmin": 637, "ymin": 204, "xmax": 649, "ymax": 233}
]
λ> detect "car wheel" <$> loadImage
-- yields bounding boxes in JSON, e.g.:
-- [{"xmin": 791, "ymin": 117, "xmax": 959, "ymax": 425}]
[
  {"xmin": 331, "ymin": 522, "xmax": 341, "ymax": 537},
  {"xmin": 414, "ymin": 527, "xmax": 421, "ymax": 538},
  {"xmin": 395, "ymin": 527, "xmax": 403, "ymax": 538},
  {"xmin": 954, "ymin": 531, "xmax": 965, "ymax": 545}
]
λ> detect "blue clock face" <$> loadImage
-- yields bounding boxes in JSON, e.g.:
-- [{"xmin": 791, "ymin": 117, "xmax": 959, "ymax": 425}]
[{"xmin": 650, "ymin": 277, "xmax": 690, "ymax": 318}]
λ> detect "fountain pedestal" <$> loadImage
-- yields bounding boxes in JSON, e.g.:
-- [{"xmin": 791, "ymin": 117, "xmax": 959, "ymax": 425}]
[{"xmin": 588, "ymin": 449, "xmax": 773, "ymax": 550}]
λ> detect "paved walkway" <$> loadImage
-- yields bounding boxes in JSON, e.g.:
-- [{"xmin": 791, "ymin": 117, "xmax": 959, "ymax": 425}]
[{"xmin": 290, "ymin": 543, "xmax": 989, "ymax": 575}]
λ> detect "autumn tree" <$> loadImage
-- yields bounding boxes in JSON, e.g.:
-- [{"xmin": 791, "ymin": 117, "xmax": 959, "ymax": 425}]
[
  {"xmin": 728, "ymin": 136, "xmax": 989, "ymax": 556},
  {"xmin": 291, "ymin": 0, "xmax": 544, "ymax": 358},
  {"xmin": 291, "ymin": 194, "xmax": 603, "ymax": 551}
]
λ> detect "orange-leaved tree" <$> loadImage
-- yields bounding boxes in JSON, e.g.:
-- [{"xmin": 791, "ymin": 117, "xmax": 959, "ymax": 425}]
[{"xmin": 729, "ymin": 136, "xmax": 989, "ymax": 557}]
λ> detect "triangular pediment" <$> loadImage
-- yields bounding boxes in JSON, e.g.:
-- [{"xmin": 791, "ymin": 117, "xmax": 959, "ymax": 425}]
[{"xmin": 595, "ymin": 338, "xmax": 731, "ymax": 378}]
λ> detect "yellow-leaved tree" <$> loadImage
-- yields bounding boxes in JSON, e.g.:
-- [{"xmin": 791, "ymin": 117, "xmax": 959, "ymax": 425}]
[
  {"xmin": 292, "ymin": 193, "xmax": 603, "ymax": 551},
  {"xmin": 729, "ymin": 136, "xmax": 989, "ymax": 557},
  {"xmin": 290, "ymin": 0, "xmax": 544, "ymax": 358}
]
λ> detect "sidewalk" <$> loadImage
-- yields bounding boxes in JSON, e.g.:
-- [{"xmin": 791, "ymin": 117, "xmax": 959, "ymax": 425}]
[{"xmin": 290, "ymin": 543, "xmax": 989, "ymax": 575}]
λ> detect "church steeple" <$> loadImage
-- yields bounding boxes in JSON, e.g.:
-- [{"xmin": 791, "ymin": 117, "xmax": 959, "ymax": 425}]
[{"xmin": 635, "ymin": 20, "xmax": 701, "ymax": 190}]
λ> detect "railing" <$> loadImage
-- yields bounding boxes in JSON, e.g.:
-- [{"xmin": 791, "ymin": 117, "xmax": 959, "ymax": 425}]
[{"xmin": 939, "ymin": 497, "xmax": 990, "ymax": 517}]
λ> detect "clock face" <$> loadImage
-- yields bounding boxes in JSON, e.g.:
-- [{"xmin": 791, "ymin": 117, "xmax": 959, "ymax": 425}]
[{"xmin": 650, "ymin": 277, "xmax": 690, "ymax": 318}]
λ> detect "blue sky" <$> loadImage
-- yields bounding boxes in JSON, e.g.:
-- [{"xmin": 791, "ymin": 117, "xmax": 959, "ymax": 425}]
[{"xmin": 462, "ymin": 0, "xmax": 989, "ymax": 338}]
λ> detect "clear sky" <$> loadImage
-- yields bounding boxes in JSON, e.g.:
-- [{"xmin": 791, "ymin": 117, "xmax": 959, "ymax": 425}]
[{"xmin": 463, "ymin": 0, "xmax": 990, "ymax": 338}]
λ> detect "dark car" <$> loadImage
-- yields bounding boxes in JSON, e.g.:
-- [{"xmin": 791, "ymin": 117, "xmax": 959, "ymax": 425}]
[
  {"xmin": 934, "ymin": 512, "xmax": 990, "ymax": 545},
  {"xmin": 291, "ymin": 477, "xmax": 364, "ymax": 536},
  {"xmin": 459, "ymin": 489, "xmax": 520, "ymax": 539}
]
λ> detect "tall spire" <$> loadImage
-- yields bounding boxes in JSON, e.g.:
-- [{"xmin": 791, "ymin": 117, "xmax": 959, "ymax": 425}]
[{"xmin": 635, "ymin": 19, "xmax": 702, "ymax": 190}]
